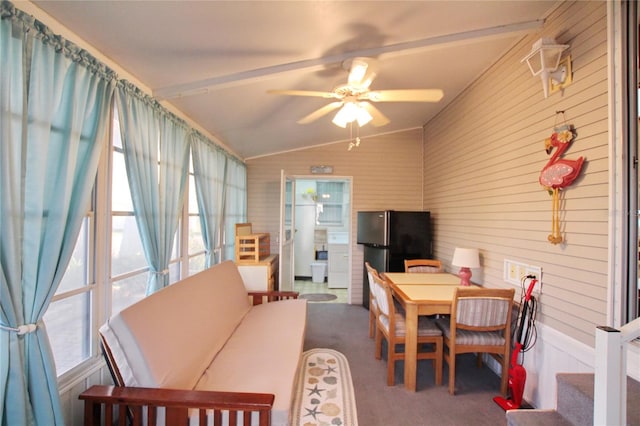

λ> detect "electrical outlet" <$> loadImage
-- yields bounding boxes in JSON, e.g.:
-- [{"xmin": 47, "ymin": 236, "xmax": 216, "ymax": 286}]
[
  {"xmin": 504, "ymin": 259, "xmax": 542, "ymax": 295},
  {"xmin": 509, "ymin": 262, "xmax": 518, "ymax": 281},
  {"xmin": 525, "ymin": 265, "xmax": 542, "ymax": 281}
]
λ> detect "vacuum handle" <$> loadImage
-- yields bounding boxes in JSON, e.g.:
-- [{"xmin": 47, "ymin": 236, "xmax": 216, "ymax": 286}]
[
  {"xmin": 524, "ymin": 278, "xmax": 537, "ymax": 301},
  {"xmin": 515, "ymin": 278, "xmax": 537, "ymax": 347}
]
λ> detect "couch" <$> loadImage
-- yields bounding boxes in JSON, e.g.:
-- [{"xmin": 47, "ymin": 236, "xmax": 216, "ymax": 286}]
[{"xmin": 82, "ymin": 260, "xmax": 307, "ymax": 426}]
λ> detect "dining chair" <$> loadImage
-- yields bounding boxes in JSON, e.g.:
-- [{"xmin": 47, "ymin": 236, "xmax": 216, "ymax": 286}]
[
  {"xmin": 373, "ymin": 273, "xmax": 443, "ymax": 386},
  {"xmin": 365, "ymin": 262, "xmax": 381, "ymax": 339},
  {"xmin": 436, "ymin": 287, "xmax": 515, "ymax": 395},
  {"xmin": 404, "ymin": 258, "xmax": 443, "ymax": 273}
]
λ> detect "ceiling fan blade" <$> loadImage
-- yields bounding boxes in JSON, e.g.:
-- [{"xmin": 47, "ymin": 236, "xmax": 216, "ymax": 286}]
[
  {"xmin": 361, "ymin": 102, "xmax": 390, "ymax": 127},
  {"xmin": 297, "ymin": 101, "xmax": 343, "ymax": 124},
  {"xmin": 347, "ymin": 57, "xmax": 377, "ymax": 89},
  {"xmin": 267, "ymin": 89, "xmax": 340, "ymax": 99},
  {"xmin": 364, "ymin": 89, "xmax": 444, "ymax": 102}
]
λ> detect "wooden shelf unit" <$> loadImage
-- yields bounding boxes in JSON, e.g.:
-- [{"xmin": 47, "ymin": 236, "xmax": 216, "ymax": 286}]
[
  {"xmin": 234, "ymin": 223, "xmax": 278, "ymax": 291},
  {"xmin": 235, "ymin": 223, "xmax": 270, "ymax": 263}
]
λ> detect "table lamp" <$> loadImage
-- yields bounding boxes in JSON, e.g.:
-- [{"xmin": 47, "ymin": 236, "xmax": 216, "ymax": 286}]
[{"xmin": 452, "ymin": 248, "xmax": 480, "ymax": 286}]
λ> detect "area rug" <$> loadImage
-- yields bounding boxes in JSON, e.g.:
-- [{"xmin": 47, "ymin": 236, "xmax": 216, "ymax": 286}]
[
  {"xmin": 299, "ymin": 293, "xmax": 338, "ymax": 302},
  {"xmin": 291, "ymin": 348, "xmax": 358, "ymax": 426}
]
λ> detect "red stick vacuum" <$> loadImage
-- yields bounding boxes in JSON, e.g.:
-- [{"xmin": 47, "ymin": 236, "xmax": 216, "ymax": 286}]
[{"xmin": 493, "ymin": 277, "xmax": 538, "ymax": 411}]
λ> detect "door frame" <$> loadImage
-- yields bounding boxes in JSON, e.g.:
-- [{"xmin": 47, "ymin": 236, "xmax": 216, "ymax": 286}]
[{"xmin": 280, "ymin": 174, "xmax": 354, "ymax": 302}]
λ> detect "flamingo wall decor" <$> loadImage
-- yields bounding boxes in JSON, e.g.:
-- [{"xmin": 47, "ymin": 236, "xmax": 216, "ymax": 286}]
[{"xmin": 539, "ymin": 123, "xmax": 585, "ymax": 245}]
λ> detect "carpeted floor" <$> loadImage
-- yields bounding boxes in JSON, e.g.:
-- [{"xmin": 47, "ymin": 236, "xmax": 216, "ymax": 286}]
[{"xmin": 303, "ymin": 303, "xmax": 510, "ymax": 426}]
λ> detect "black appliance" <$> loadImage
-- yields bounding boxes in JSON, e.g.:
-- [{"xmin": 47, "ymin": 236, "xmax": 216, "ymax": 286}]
[{"xmin": 357, "ymin": 210, "xmax": 432, "ymax": 308}]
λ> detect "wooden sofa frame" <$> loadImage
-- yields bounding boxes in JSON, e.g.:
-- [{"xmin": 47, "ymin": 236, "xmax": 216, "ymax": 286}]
[{"xmin": 79, "ymin": 290, "xmax": 299, "ymax": 426}]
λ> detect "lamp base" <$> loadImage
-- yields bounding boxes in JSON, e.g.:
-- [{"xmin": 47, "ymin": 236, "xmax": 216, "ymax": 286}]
[{"xmin": 458, "ymin": 267, "xmax": 472, "ymax": 286}]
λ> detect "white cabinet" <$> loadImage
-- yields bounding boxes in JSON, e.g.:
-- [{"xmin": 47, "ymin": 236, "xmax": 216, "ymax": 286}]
[
  {"xmin": 328, "ymin": 243, "xmax": 349, "ymax": 288},
  {"xmin": 236, "ymin": 254, "xmax": 279, "ymax": 291}
]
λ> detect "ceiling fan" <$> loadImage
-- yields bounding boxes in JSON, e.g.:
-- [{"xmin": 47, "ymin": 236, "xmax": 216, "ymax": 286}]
[{"xmin": 267, "ymin": 57, "xmax": 444, "ymax": 128}]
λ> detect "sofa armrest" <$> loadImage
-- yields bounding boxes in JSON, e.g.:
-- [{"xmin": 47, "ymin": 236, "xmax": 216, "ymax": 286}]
[
  {"xmin": 248, "ymin": 291, "xmax": 299, "ymax": 305},
  {"xmin": 79, "ymin": 385, "xmax": 274, "ymax": 426}
]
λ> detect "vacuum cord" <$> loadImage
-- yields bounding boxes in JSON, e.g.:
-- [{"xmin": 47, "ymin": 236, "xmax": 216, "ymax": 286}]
[{"xmin": 514, "ymin": 275, "xmax": 538, "ymax": 355}]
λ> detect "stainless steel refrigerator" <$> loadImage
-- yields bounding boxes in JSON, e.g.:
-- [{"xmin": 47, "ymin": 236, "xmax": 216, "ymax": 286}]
[{"xmin": 357, "ymin": 210, "xmax": 431, "ymax": 308}]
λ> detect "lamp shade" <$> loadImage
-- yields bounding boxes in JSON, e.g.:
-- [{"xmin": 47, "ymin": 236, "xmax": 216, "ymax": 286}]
[{"xmin": 451, "ymin": 248, "xmax": 480, "ymax": 269}]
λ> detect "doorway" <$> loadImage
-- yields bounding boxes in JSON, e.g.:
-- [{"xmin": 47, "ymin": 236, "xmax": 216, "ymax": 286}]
[{"xmin": 290, "ymin": 177, "xmax": 352, "ymax": 302}]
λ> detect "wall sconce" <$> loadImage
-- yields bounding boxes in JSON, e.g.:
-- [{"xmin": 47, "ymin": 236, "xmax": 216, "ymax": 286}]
[
  {"xmin": 521, "ymin": 37, "xmax": 571, "ymax": 98},
  {"xmin": 451, "ymin": 248, "xmax": 480, "ymax": 286}
]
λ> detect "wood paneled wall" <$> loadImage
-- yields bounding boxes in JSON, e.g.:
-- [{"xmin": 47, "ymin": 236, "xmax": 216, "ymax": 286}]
[
  {"xmin": 245, "ymin": 129, "xmax": 425, "ymax": 304},
  {"xmin": 247, "ymin": 1, "xmax": 608, "ymax": 347},
  {"xmin": 423, "ymin": 0, "xmax": 608, "ymax": 347}
]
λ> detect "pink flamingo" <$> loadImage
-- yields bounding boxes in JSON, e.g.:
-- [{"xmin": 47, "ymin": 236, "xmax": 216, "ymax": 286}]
[{"xmin": 539, "ymin": 127, "xmax": 584, "ymax": 244}]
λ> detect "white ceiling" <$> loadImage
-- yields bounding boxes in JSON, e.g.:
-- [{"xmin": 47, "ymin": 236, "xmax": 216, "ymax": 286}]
[{"xmin": 30, "ymin": 0, "xmax": 557, "ymax": 159}]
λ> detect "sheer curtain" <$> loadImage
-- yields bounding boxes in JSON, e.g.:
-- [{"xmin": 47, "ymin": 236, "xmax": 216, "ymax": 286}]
[
  {"xmin": 223, "ymin": 158, "xmax": 247, "ymax": 261},
  {"xmin": 0, "ymin": 4, "xmax": 115, "ymax": 424},
  {"xmin": 191, "ymin": 132, "xmax": 227, "ymax": 267},
  {"xmin": 115, "ymin": 82, "xmax": 190, "ymax": 295}
]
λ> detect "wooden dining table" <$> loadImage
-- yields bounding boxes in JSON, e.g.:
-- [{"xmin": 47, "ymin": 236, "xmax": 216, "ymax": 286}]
[{"xmin": 382, "ymin": 272, "xmax": 480, "ymax": 391}]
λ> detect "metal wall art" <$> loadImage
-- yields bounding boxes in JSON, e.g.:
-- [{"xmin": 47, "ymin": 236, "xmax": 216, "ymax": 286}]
[{"xmin": 539, "ymin": 112, "xmax": 585, "ymax": 245}]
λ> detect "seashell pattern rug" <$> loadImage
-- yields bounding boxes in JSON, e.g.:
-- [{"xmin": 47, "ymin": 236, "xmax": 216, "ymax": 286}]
[{"xmin": 291, "ymin": 348, "xmax": 358, "ymax": 426}]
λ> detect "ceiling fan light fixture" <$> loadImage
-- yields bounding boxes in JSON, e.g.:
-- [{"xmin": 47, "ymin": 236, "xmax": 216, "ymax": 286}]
[
  {"xmin": 332, "ymin": 102, "xmax": 373, "ymax": 128},
  {"xmin": 331, "ymin": 104, "xmax": 351, "ymax": 128},
  {"xmin": 356, "ymin": 103, "xmax": 373, "ymax": 127},
  {"xmin": 332, "ymin": 102, "xmax": 357, "ymax": 128}
]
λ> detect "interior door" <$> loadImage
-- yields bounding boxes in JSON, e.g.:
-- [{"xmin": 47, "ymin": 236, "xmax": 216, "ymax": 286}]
[{"xmin": 279, "ymin": 170, "xmax": 295, "ymax": 291}]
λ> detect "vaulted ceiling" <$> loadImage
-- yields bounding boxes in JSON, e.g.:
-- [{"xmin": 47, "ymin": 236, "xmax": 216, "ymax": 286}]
[{"xmin": 30, "ymin": 0, "xmax": 557, "ymax": 159}]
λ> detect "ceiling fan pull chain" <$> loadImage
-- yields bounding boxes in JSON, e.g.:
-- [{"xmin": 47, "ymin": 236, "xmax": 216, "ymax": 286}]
[{"xmin": 348, "ymin": 122, "xmax": 355, "ymax": 150}]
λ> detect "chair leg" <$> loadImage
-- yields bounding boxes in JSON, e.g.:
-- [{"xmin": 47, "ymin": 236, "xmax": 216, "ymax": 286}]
[
  {"xmin": 448, "ymin": 353, "xmax": 456, "ymax": 395},
  {"xmin": 369, "ymin": 309, "xmax": 375, "ymax": 338},
  {"xmin": 387, "ymin": 340, "xmax": 395, "ymax": 386},
  {"xmin": 476, "ymin": 353, "xmax": 483, "ymax": 368},
  {"xmin": 434, "ymin": 338, "xmax": 443, "ymax": 386},
  {"xmin": 375, "ymin": 328, "xmax": 382, "ymax": 360},
  {"xmin": 500, "ymin": 353, "xmax": 510, "ymax": 396}
]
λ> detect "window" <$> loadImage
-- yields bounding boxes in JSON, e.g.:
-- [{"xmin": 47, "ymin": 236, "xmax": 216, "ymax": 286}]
[
  {"xmin": 316, "ymin": 181, "xmax": 345, "ymax": 226},
  {"xmin": 110, "ymin": 113, "xmax": 149, "ymax": 314},
  {"xmin": 45, "ymin": 214, "xmax": 94, "ymax": 376},
  {"xmin": 188, "ymin": 157, "xmax": 206, "ymax": 273},
  {"xmin": 48, "ymin": 104, "xmax": 246, "ymax": 379}
]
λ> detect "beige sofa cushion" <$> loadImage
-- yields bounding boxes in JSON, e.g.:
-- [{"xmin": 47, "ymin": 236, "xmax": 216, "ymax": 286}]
[
  {"xmin": 194, "ymin": 298, "xmax": 307, "ymax": 426},
  {"xmin": 100, "ymin": 260, "xmax": 251, "ymax": 389}
]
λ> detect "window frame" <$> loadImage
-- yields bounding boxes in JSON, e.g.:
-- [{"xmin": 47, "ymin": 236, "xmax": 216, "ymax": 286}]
[{"xmin": 54, "ymin": 105, "xmax": 210, "ymax": 383}]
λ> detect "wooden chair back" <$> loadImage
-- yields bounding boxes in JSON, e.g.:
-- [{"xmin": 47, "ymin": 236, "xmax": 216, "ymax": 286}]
[
  {"xmin": 372, "ymin": 273, "xmax": 393, "ymax": 322},
  {"xmin": 365, "ymin": 262, "xmax": 381, "ymax": 338},
  {"xmin": 452, "ymin": 288, "xmax": 514, "ymax": 331},
  {"xmin": 404, "ymin": 258, "xmax": 443, "ymax": 273}
]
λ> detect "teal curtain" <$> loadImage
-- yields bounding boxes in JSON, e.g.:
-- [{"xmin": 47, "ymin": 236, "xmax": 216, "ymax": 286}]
[
  {"xmin": 0, "ymin": 3, "xmax": 115, "ymax": 425},
  {"xmin": 116, "ymin": 82, "xmax": 190, "ymax": 295},
  {"xmin": 191, "ymin": 132, "xmax": 227, "ymax": 267},
  {"xmin": 223, "ymin": 158, "xmax": 247, "ymax": 261}
]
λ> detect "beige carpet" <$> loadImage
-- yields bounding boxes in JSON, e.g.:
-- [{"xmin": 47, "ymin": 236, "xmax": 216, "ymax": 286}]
[{"xmin": 291, "ymin": 348, "xmax": 358, "ymax": 426}]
